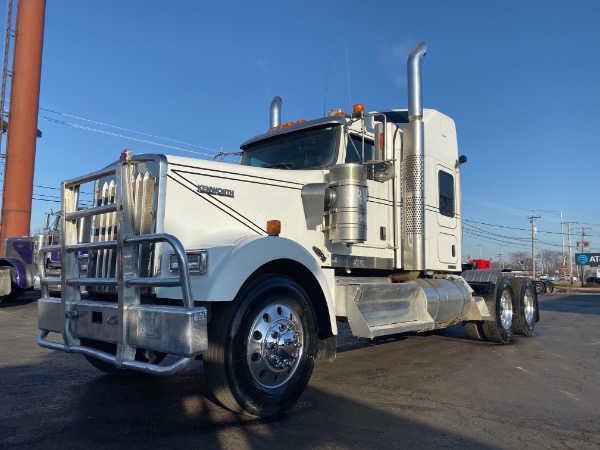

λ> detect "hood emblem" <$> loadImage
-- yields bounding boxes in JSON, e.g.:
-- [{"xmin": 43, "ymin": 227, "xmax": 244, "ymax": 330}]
[{"xmin": 197, "ymin": 184, "xmax": 234, "ymax": 198}]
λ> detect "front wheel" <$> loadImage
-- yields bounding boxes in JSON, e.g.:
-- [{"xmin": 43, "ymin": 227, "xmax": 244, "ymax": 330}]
[
  {"xmin": 482, "ymin": 278, "xmax": 514, "ymax": 344},
  {"xmin": 204, "ymin": 274, "xmax": 318, "ymax": 417}
]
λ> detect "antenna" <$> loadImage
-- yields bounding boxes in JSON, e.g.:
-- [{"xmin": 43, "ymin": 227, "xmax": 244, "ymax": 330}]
[
  {"xmin": 323, "ymin": 59, "xmax": 330, "ymax": 117},
  {"xmin": 346, "ymin": 43, "xmax": 352, "ymax": 110}
]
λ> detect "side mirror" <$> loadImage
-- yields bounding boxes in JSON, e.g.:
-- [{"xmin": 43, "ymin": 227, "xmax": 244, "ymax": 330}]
[{"xmin": 374, "ymin": 162, "xmax": 395, "ymax": 183}]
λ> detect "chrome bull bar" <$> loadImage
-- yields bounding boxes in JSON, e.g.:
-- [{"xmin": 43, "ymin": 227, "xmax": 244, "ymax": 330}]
[{"xmin": 37, "ymin": 159, "xmax": 207, "ymax": 376}]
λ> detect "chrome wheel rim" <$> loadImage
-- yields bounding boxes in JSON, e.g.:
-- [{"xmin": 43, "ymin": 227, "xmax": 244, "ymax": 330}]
[
  {"xmin": 500, "ymin": 289, "xmax": 513, "ymax": 331},
  {"xmin": 523, "ymin": 287, "xmax": 535, "ymax": 325},
  {"xmin": 246, "ymin": 302, "xmax": 304, "ymax": 389}
]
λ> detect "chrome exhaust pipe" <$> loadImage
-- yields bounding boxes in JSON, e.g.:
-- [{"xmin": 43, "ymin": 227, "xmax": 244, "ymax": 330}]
[
  {"xmin": 407, "ymin": 42, "xmax": 427, "ymax": 121},
  {"xmin": 270, "ymin": 96, "xmax": 282, "ymax": 129},
  {"xmin": 403, "ymin": 42, "xmax": 427, "ymax": 272}
]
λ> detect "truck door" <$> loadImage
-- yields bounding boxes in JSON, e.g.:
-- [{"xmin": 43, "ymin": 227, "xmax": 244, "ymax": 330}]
[{"xmin": 436, "ymin": 165, "xmax": 459, "ymax": 266}]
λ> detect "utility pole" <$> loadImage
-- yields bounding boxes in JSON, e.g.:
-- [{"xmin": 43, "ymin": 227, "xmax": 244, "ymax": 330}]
[
  {"xmin": 577, "ymin": 227, "xmax": 591, "ymax": 287},
  {"xmin": 565, "ymin": 221, "xmax": 577, "ymax": 287},
  {"xmin": 529, "ymin": 215, "xmax": 540, "ymax": 279},
  {"xmin": 560, "ymin": 212, "xmax": 565, "ymax": 267},
  {"xmin": 497, "ymin": 246, "xmax": 504, "ymax": 269},
  {"xmin": 533, "ymin": 209, "xmax": 565, "ymax": 271},
  {"xmin": 0, "ymin": 0, "xmax": 46, "ymax": 254}
]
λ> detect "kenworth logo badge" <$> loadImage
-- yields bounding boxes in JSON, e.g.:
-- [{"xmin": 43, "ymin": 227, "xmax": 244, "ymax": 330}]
[{"xmin": 197, "ymin": 184, "xmax": 235, "ymax": 198}]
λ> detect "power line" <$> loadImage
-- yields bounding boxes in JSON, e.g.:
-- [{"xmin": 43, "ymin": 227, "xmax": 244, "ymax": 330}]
[
  {"xmin": 464, "ymin": 222, "xmax": 530, "ymax": 241},
  {"xmin": 36, "ymin": 105, "xmax": 238, "ymax": 161},
  {"xmin": 39, "ymin": 107, "xmax": 222, "ymax": 155},
  {"xmin": 4, "ymin": 101, "xmax": 237, "ymax": 160},
  {"xmin": 463, "ymin": 219, "xmax": 578, "ymax": 236},
  {"xmin": 462, "ymin": 194, "xmax": 531, "ymax": 217},
  {"xmin": 463, "ymin": 229, "xmax": 528, "ymax": 249},
  {"xmin": 0, "ymin": 179, "xmax": 93, "ymax": 196},
  {"xmin": 39, "ymin": 115, "xmax": 221, "ymax": 159}
]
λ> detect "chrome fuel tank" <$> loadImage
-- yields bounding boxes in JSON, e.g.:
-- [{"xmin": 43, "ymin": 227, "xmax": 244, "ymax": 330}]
[{"xmin": 413, "ymin": 276, "xmax": 472, "ymax": 325}]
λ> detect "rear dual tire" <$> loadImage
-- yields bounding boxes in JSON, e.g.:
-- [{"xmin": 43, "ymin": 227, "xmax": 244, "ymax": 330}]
[
  {"xmin": 511, "ymin": 278, "xmax": 537, "ymax": 337},
  {"xmin": 464, "ymin": 276, "xmax": 538, "ymax": 343},
  {"xmin": 482, "ymin": 278, "xmax": 514, "ymax": 344}
]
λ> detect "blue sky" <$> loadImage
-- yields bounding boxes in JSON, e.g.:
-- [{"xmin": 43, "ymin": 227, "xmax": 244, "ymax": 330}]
[{"xmin": 3, "ymin": 0, "xmax": 599, "ymax": 263}]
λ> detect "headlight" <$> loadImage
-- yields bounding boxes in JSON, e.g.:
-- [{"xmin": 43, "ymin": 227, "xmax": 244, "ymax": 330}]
[{"xmin": 170, "ymin": 250, "xmax": 208, "ymax": 274}]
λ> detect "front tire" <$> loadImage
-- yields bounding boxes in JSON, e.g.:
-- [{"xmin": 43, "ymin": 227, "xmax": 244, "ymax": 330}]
[
  {"xmin": 482, "ymin": 278, "xmax": 514, "ymax": 344},
  {"xmin": 204, "ymin": 274, "xmax": 318, "ymax": 417},
  {"xmin": 511, "ymin": 278, "xmax": 537, "ymax": 337}
]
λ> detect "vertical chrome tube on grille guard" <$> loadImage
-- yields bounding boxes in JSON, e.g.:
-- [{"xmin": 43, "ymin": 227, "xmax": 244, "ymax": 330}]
[{"xmin": 37, "ymin": 158, "xmax": 208, "ymax": 375}]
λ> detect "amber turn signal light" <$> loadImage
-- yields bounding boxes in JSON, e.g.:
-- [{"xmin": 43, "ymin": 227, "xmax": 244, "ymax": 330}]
[{"xmin": 266, "ymin": 220, "xmax": 281, "ymax": 236}]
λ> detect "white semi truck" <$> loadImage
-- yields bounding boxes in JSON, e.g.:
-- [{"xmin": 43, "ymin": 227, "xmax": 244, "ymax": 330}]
[{"xmin": 37, "ymin": 42, "xmax": 539, "ymax": 417}]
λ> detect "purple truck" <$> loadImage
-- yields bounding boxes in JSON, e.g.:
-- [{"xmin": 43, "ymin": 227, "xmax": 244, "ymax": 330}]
[{"xmin": 0, "ymin": 211, "xmax": 62, "ymax": 302}]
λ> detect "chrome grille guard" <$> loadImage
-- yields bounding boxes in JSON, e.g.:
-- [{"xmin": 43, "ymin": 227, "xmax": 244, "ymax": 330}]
[{"xmin": 37, "ymin": 158, "xmax": 207, "ymax": 375}]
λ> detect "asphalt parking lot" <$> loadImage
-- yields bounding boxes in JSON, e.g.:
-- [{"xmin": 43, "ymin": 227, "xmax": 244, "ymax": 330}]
[{"xmin": 1, "ymin": 291, "xmax": 599, "ymax": 449}]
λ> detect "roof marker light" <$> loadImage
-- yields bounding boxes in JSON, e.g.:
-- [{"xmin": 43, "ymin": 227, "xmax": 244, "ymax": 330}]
[{"xmin": 352, "ymin": 103, "xmax": 365, "ymax": 118}]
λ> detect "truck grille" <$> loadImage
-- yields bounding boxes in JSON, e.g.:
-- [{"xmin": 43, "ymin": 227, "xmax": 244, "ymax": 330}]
[{"xmin": 87, "ymin": 172, "xmax": 156, "ymax": 293}]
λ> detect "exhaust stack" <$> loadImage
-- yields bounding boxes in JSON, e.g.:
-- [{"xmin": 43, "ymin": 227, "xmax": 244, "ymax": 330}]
[
  {"xmin": 269, "ymin": 96, "xmax": 282, "ymax": 129},
  {"xmin": 407, "ymin": 42, "xmax": 427, "ymax": 120},
  {"xmin": 403, "ymin": 42, "xmax": 427, "ymax": 272}
]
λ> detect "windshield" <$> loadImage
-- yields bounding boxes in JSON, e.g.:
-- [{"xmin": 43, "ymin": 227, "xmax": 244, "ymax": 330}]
[{"xmin": 241, "ymin": 125, "xmax": 339, "ymax": 169}]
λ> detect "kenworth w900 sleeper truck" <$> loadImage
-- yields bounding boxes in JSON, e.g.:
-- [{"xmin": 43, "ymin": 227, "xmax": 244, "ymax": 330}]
[{"xmin": 37, "ymin": 43, "xmax": 539, "ymax": 417}]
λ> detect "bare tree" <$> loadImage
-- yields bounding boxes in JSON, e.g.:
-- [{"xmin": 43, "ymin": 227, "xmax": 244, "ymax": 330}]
[
  {"xmin": 538, "ymin": 250, "xmax": 563, "ymax": 274},
  {"xmin": 508, "ymin": 251, "xmax": 531, "ymax": 271}
]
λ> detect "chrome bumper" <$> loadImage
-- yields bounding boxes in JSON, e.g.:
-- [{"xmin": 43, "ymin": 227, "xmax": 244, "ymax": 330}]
[{"xmin": 38, "ymin": 297, "xmax": 208, "ymax": 376}]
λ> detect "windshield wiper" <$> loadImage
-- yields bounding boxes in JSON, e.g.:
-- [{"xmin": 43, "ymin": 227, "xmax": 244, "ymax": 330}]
[{"xmin": 261, "ymin": 162, "xmax": 295, "ymax": 170}]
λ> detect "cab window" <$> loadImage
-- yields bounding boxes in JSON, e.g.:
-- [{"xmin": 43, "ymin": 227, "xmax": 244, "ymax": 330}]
[
  {"xmin": 439, "ymin": 170, "xmax": 455, "ymax": 217},
  {"xmin": 345, "ymin": 134, "xmax": 374, "ymax": 163},
  {"xmin": 345, "ymin": 134, "xmax": 385, "ymax": 181}
]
